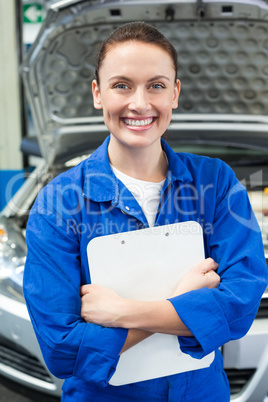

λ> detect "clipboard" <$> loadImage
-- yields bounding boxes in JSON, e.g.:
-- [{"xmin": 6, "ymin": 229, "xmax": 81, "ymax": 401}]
[{"xmin": 87, "ymin": 221, "xmax": 215, "ymax": 386}]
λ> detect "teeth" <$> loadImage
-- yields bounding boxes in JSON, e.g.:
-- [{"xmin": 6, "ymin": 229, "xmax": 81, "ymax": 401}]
[{"xmin": 123, "ymin": 118, "xmax": 154, "ymax": 126}]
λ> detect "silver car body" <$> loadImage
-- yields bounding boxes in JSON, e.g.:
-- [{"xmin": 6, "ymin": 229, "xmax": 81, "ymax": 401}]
[{"xmin": 1, "ymin": 0, "xmax": 268, "ymax": 400}]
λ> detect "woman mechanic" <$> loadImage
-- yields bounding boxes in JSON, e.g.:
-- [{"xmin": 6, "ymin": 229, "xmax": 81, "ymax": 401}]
[{"xmin": 23, "ymin": 22, "xmax": 268, "ymax": 401}]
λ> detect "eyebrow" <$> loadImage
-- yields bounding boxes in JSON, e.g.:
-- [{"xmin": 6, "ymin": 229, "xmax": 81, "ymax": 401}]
[
  {"xmin": 148, "ymin": 75, "xmax": 171, "ymax": 82},
  {"xmin": 108, "ymin": 75, "xmax": 171, "ymax": 83}
]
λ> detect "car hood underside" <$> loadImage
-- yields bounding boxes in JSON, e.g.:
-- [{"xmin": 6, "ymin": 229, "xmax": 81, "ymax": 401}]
[{"xmin": 23, "ymin": 0, "xmax": 268, "ymax": 164}]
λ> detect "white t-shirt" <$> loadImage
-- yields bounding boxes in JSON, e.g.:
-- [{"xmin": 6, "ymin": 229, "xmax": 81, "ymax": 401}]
[{"xmin": 110, "ymin": 165, "xmax": 165, "ymax": 228}]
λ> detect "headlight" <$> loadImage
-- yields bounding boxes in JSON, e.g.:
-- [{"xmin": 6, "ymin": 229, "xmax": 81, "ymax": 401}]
[{"xmin": 0, "ymin": 218, "xmax": 26, "ymax": 303}]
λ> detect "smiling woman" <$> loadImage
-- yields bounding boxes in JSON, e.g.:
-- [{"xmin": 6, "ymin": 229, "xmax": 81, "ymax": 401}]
[
  {"xmin": 92, "ymin": 39, "xmax": 180, "ymax": 181},
  {"xmin": 23, "ymin": 21, "xmax": 268, "ymax": 402}
]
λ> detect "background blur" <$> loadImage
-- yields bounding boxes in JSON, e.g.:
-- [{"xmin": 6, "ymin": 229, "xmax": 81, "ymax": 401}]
[{"xmin": 0, "ymin": 0, "xmax": 55, "ymax": 212}]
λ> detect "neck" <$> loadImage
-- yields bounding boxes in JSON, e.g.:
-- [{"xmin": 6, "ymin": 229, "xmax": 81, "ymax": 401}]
[{"xmin": 108, "ymin": 136, "xmax": 167, "ymax": 182}]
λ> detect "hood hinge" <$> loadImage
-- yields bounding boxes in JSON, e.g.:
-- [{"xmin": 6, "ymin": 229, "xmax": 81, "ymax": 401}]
[
  {"xmin": 165, "ymin": 6, "xmax": 175, "ymax": 21},
  {"xmin": 196, "ymin": 0, "xmax": 206, "ymax": 18}
]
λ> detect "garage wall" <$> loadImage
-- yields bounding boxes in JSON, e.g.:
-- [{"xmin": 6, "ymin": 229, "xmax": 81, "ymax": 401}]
[{"xmin": 0, "ymin": 0, "xmax": 24, "ymax": 211}]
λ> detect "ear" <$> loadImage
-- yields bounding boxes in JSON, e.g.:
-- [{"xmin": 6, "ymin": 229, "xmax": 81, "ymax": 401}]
[
  {"xmin": 172, "ymin": 79, "xmax": 181, "ymax": 109},
  {"xmin": 92, "ymin": 79, "xmax": 103, "ymax": 110}
]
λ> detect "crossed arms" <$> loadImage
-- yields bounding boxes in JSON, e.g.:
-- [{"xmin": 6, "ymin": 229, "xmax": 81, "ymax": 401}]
[{"xmin": 80, "ymin": 258, "xmax": 219, "ymax": 354}]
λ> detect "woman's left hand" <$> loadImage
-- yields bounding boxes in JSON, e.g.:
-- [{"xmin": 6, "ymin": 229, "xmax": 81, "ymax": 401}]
[{"xmin": 80, "ymin": 284, "xmax": 125, "ymax": 327}]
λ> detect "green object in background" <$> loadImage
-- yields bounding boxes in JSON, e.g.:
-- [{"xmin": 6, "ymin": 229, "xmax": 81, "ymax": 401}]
[{"xmin": 23, "ymin": 3, "xmax": 45, "ymax": 23}]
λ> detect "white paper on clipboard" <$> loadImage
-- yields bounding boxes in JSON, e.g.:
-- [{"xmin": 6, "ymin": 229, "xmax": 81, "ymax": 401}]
[{"xmin": 87, "ymin": 221, "xmax": 215, "ymax": 386}]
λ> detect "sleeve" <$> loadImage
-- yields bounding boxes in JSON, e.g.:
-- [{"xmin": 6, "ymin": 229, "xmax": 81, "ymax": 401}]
[
  {"xmin": 168, "ymin": 162, "xmax": 268, "ymax": 359},
  {"xmin": 23, "ymin": 188, "xmax": 128, "ymax": 387}
]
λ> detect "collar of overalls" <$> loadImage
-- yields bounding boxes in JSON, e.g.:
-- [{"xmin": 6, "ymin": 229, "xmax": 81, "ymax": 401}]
[{"xmin": 82, "ymin": 135, "xmax": 193, "ymax": 205}]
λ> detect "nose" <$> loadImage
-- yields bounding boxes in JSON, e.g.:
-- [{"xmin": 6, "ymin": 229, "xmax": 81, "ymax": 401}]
[{"xmin": 128, "ymin": 87, "xmax": 150, "ymax": 113}]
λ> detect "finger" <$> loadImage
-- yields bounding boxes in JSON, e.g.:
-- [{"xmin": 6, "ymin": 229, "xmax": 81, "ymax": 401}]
[
  {"xmin": 80, "ymin": 284, "xmax": 91, "ymax": 296},
  {"xmin": 203, "ymin": 258, "xmax": 219, "ymax": 272},
  {"xmin": 210, "ymin": 261, "xmax": 219, "ymax": 271},
  {"xmin": 205, "ymin": 271, "xmax": 221, "ymax": 288}
]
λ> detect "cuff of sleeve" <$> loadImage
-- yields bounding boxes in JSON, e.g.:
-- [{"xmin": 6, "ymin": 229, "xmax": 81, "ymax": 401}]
[
  {"xmin": 177, "ymin": 336, "xmax": 204, "ymax": 359},
  {"xmin": 168, "ymin": 288, "xmax": 231, "ymax": 358},
  {"xmin": 74, "ymin": 324, "xmax": 128, "ymax": 387}
]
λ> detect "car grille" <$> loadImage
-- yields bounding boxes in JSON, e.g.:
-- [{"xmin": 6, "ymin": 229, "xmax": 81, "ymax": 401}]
[
  {"xmin": 225, "ymin": 368, "xmax": 256, "ymax": 395},
  {"xmin": 0, "ymin": 336, "xmax": 53, "ymax": 383},
  {"xmin": 255, "ymin": 295, "xmax": 268, "ymax": 318}
]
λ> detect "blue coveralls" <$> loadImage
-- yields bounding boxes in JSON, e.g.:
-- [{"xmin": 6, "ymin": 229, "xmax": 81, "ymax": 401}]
[{"xmin": 23, "ymin": 136, "xmax": 268, "ymax": 401}]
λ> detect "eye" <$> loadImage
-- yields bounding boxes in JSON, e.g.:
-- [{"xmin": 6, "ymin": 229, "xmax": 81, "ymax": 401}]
[
  {"xmin": 150, "ymin": 83, "xmax": 165, "ymax": 90},
  {"xmin": 113, "ymin": 83, "xmax": 129, "ymax": 90}
]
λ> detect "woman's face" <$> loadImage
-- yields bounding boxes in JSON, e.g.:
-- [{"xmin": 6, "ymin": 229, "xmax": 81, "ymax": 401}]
[{"xmin": 92, "ymin": 41, "xmax": 180, "ymax": 151}]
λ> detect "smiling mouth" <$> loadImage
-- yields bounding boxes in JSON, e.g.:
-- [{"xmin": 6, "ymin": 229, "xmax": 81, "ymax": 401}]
[{"xmin": 122, "ymin": 117, "xmax": 156, "ymax": 127}]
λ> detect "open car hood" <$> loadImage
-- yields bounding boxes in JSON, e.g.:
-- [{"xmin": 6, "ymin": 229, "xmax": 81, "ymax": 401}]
[{"xmin": 23, "ymin": 0, "xmax": 268, "ymax": 164}]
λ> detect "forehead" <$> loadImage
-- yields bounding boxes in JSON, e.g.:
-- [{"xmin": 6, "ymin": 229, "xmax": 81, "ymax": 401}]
[{"xmin": 100, "ymin": 41, "xmax": 175, "ymax": 78}]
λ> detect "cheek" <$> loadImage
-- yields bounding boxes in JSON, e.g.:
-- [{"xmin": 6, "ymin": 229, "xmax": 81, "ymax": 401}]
[
  {"xmin": 102, "ymin": 98, "xmax": 122, "ymax": 119},
  {"xmin": 158, "ymin": 96, "xmax": 175, "ymax": 116}
]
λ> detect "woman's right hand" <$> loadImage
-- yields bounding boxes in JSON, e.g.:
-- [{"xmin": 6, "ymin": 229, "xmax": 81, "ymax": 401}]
[{"xmin": 171, "ymin": 258, "xmax": 220, "ymax": 297}]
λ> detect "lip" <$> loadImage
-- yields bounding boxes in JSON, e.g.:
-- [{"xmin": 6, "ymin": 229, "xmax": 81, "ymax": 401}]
[{"xmin": 120, "ymin": 116, "xmax": 158, "ymax": 131}]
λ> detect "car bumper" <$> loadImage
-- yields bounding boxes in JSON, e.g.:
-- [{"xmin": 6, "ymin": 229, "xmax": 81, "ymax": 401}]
[
  {"xmin": 1, "ymin": 294, "xmax": 268, "ymax": 401},
  {"xmin": 0, "ymin": 294, "xmax": 62, "ymax": 397},
  {"xmin": 224, "ymin": 315, "xmax": 268, "ymax": 402}
]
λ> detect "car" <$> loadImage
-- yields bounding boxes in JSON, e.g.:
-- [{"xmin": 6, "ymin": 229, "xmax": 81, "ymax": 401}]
[{"xmin": 1, "ymin": 0, "xmax": 268, "ymax": 400}]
